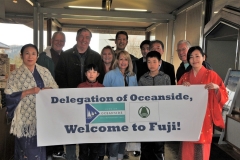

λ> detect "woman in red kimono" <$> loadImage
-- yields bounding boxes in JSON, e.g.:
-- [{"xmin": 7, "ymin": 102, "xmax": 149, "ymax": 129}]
[{"xmin": 178, "ymin": 46, "xmax": 228, "ymax": 160}]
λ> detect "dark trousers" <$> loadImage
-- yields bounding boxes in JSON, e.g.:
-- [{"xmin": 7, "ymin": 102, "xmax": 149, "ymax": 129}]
[
  {"xmin": 79, "ymin": 143, "xmax": 99, "ymax": 160},
  {"xmin": 140, "ymin": 142, "xmax": 164, "ymax": 160},
  {"xmin": 46, "ymin": 145, "xmax": 64, "ymax": 156}
]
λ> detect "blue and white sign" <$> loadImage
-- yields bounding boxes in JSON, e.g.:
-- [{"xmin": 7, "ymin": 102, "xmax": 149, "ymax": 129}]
[{"xmin": 36, "ymin": 85, "xmax": 208, "ymax": 146}]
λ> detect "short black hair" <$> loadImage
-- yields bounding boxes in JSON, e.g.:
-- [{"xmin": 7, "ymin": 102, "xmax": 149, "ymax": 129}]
[
  {"xmin": 115, "ymin": 31, "xmax": 128, "ymax": 40},
  {"xmin": 20, "ymin": 44, "xmax": 39, "ymax": 56},
  {"xmin": 146, "ymin": 51, "xmax": 161, "ymax": 61},
  {"xmin": 85, "ymin": 64, "xmax": 99, "ymax": 73},
  {"xmin": 150, "ymin": 40, "xmax": 164, "ymax": 50},
  {"xmin": 187, "ymin": 46, "xmax": 205, "ymax": 63},
  {"xmin": 140, "ymin": 40, "xmax": 150, "ymax": 49}
]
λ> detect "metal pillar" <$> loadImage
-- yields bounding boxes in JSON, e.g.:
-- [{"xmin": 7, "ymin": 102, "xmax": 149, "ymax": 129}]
[
  {"xmin": 47, "ymin": 19, "xmax": 52, "ymax": 46},
  {"xmin": 39, "ymin": 13, "xmax": 44, "ymax": 52},
  {"xmin": 33, "ymin": 6, "xmax": 38, "ymax": 47}
]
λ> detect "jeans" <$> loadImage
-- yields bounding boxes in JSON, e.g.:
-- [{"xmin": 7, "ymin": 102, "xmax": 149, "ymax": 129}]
[
  {"xmin": 108, "ymin": 142, "xmax": 126, "ymax": 160},
  {"xmin": 79, "ymin": 143, "xmax": 99, "ymax": 160},
  {"xmin": 140, "ymin": 142, "xmax": 164, "ymax": 160},
  {"xmin": 65, "ymin": 144, "xmax": 77, "ymax": 160}
]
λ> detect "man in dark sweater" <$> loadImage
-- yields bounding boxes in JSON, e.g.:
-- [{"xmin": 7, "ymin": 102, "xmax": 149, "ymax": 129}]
[
  {"xmin": 55, "ymin": 28, "xmax": 104, "ymax": 160},
  {"xmin": 176, "ymin": 40, "xmax": 212, "ymax": 82}
]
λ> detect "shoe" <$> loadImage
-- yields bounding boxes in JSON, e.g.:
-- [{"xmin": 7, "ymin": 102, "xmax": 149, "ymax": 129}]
[
  {"xmin": 98, "ymin": 156, "xmax": 104, "ymax": 160},
  {"xmin": 52, "ymin": 151, "xmax": 66, "ymax": 159},
  {"xmin": 133, "ymin": 151, "xmax": 140, "ymax": 157},
  {"xmin": 123, "ymin": 154, "xmax": 129, "ymax": 159}
]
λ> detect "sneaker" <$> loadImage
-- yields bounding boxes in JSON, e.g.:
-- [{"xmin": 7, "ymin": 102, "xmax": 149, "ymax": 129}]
[
  {"xmin": 123, "ymin": 154, "xmax": 129, "ymax": 159},
  {"xmin": 52, "ymin": 151, "xmax": 66, "ymax": 159},
  {"xmin": 133, "ymin": 151, "xmax": 141, "ymax": 157}
]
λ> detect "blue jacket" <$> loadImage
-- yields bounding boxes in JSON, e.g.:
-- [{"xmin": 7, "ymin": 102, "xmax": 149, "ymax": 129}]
[{"xmin": 103, "ymin": 67, "xmax": 138, "ymax": 87}]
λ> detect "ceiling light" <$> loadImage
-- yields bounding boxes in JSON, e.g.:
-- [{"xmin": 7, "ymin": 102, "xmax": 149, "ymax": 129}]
[
  {"xmin": 26, "ymin": 0, "xmax": 33, "ymax": 6},
  {"xmin": 214, "ymin": 11, "xmax": 218, "ymax": 14},
  {"xmin": 69, "ymin": 6, "xmax": 102, "ymax": 10},
  {"xmin": 13, "ymin": 0, "xmax": 17, "ymax": 3},
  {"xmin": 106, "ymin": 0, "xmax": 111, "ymax": 11},
  {"xmin": 114, "ymin": 8, "xmax": 147, "ymax": 12}
]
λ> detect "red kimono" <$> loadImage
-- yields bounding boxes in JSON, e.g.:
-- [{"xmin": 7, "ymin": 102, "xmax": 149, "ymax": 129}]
[{"xmin": 178, "ymin": 66, "xmax": 228, "ymax": 160}]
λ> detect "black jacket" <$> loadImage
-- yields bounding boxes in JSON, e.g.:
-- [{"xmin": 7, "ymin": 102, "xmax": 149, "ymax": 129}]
[
  {"xmin": 160, "ymin": 60, "xmax": 176, "ymax": 85},
  {"xmin": 55, "ymin": 45, "xmax": 104, "ymax": 88},
  {"xmin": 176, "ymin": 61, "xmax": 213, "ymax": 82},
  {"xmin": 136, "ymin": 57, "xmax": 148, "ymax": 81}
]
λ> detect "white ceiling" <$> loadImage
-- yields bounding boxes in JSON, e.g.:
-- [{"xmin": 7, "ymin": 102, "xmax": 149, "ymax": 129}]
[{"xmin": 1, "ymin": 0, "xmax": 196, "ymax": 33}]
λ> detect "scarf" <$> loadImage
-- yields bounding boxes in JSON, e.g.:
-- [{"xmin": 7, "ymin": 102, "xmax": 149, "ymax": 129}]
[{"xmin": 5, "ymin": 64, "xmax": 58, "ymax": 138}]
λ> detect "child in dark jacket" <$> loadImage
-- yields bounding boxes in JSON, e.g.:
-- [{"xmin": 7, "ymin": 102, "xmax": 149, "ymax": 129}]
[{"xmin": 77, "ymin": 64, "xmax": 103, "ymax": 160}]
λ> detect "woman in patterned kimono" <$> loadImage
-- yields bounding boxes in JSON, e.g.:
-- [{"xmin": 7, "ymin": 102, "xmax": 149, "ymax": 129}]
[
  {"xmin": 177, "ymin": 46, "xmax": 228, "ymax": 160},
  {"xmin": 5, "ymin": 44, "xmax": 58, "ymax": 160}
]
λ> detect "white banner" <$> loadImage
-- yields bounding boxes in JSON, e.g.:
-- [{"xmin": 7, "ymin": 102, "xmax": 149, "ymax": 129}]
[{"xmin": 36, "ymin": 85, "xmax": 208, "ymax": 146}]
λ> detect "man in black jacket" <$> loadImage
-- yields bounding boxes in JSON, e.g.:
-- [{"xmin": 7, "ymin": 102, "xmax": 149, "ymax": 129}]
[
  {"xmin": 136, "ymin": 40, "xmax": 150, "ymax": 81},
  {"xmin": 55, "ymin": 28, "xmax": 103, "ymax": 160},
  {"xmin": 176, "ymin": 40, "xmax": 212, "ymax": 82},
  {"xmin": 150, "ymin": 40, "xmax": 176, "ymax": 85}
]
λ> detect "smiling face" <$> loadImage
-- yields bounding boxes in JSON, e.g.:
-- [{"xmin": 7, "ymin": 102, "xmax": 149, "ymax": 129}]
[
  {"xmin": 76, "ymin": 30, "xmax": 91, "ymax": 52},
  {"xmin": 115, "ymin": 34, "xmax": 128, "ymax": 50},
  {"xmin": 189, "ymin": 49, "xmax": 205, "ymax": 70},
  {"xmin": 21, "ymin": 46, "xmax": 38, "ymax": 70},
  {"xmin": 51, "ymin": 33, "xmax": 65, "ymax": 53},
  {"xmin": 177, "ymin": 43, "xmax": 188, "ymax": 63},
  {"xmin": 102, "ymin": 48, "xmax": 114, "ymax": 64},
  {"xmin": 117, "ymin": 53, "xmax": 129, "ymax": 72}
]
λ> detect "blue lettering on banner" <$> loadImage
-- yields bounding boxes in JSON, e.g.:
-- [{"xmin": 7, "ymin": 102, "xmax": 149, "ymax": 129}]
[
  {"xmin": 64, "ymin": 122, "xmax": 181, "ymax": 134},
  {"xmin": 50, "ymin": 93, "xmax": 193, "ymax": 105}
]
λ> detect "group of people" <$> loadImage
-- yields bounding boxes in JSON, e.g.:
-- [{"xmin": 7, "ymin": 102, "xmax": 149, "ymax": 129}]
[{"xmin": 4, "ymin": 28, "xmax": 228, "ymax": 160}]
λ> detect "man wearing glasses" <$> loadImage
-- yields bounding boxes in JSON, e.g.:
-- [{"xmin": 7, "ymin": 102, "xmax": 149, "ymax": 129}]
[{"xmin": 176, "ymin": 40, "xmax": 212, "ymax": 82}]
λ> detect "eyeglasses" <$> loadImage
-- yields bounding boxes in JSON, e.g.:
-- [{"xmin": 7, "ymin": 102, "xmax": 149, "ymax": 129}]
[{"xmin": 176, "ymin": 48, "xmax": 186, "ymax": 53}]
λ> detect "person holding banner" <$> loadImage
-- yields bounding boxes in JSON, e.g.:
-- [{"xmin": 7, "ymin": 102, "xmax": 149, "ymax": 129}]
[
  {"xmin": 103, "ymin": 50, "xmax": 138, "ymax": 160},
  {"xmin": 138, "ymin": 51, "xmax": 170, "ymax": 160},
  {"xmin": 4, "ymin": 44, "xmax": 58, "ymax": 160},
  {"xmin": 178, "ymin": 46, "xmax": 228, "ymax": 160}
]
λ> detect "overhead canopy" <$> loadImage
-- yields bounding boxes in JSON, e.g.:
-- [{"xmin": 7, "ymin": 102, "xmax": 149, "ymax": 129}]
[
  {"xmin": 0, "ymin": 0, "xmax": 199, "ymax": 33},
  {"xmin": 0, "ymin": 42, "xmax": 10, "ymax": 49}
]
